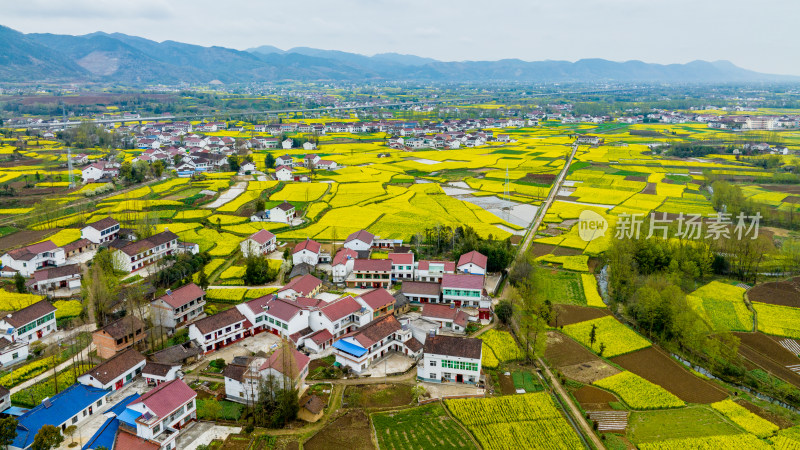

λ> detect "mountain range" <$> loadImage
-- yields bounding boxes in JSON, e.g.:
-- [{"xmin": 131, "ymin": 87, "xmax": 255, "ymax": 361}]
[{"xmin": 0, "ymin": 25, "xmax": 795, "ymax": 85}]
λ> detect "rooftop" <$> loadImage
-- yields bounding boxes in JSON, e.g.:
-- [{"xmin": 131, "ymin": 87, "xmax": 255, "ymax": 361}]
[
  {"xmin": 130, "ymin": 378, "xmax": 196, "ymax": 421},
  {"xmin": 457, "ymin": 250, "xmax": 488, "ymax": 270},
  {"xmin": 279, "ymin": 274, "xmax": 322, "ymax": 297},
  {"xmin": 96, "ymin": 315, "xmax": 146, "ymax": 340},
  {"xmin": 345, "ymin": 229, "xmax": 375, "ymax": 244},
  {"xmin": 81, "ymin": 348, "xmax": 145, "ymax": 386},
  {"xmin": 156, "ymin": 282, "xmax": 205, "ymax": 309},
  {"xmin": 293, "ymin": 238, "xmax": 321, "ymax": 255},
  {"xmin": 191, "ymin": 307, "xmax": 246, "ymax": 335},
  {"xmin": 3, "ymin": 300, "xmax": 56, "ymax": 328},
  {"xmin": 358, "ymin": 288, "xmax": 395, "ymax": 310},
  {"xmin": 441, "ymin": 273, "xmax": 484, "ymax": 291},
  {"xmin": 424, "ymin": 334, "xmax": 482, "ymax": 360}
]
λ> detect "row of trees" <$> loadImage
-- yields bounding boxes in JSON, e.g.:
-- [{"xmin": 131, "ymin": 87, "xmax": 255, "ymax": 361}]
[{"xmin": 409, "ymin": 224, "xmax": 515, "ymax": 272}]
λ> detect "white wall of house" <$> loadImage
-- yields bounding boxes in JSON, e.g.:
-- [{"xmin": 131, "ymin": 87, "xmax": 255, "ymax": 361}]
[
  {"xmin": 1, "ymin": 250, "xmax": 66, "ymax": 277},
  {"xmin": 332, "ymin": 260, "xmax": 354, "ymax": 283},
  {"xmin": 343, "ymin": 239, "xmax": 371, "ymax": 252},
  {"xmin": 417, "ymin": 351, "xmax": 481, "ymax": 384},
  {"xmin": 0, "ymin": 311, "xmax": 56, "ymax": 343},
  {"xmin": 189, "ymin": 320, "xmax": 247, "ymax": 353},
  {"xmin": 457, "ymin": 262, "xmax": 486, "ymax": 276},
  {"xmin": 81, "ymin": 224, "xmax": 120, "ymax": 244},
  {"xmin": 0, "ymin": 339, "xmax": 28, "ymax": 367},
  {"xmin": 292, "ymin": 249, "xmax": 319, "ymax": 266},
  {"xmin": 77, "ymin": 359, "xmax": 146, "ymax": 390}
]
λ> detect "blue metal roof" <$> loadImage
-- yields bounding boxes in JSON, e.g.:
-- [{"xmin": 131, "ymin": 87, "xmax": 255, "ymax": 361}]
[
  {"xmin": 13, "ymin": 383, "xmax": 110, "ymax": 449},
  {"xmin": 82, "ymin": 393, "xmax": 140, "ymax": 450},
  {"xmin": 2, "ymin": 406, "xmax": 29, "ymax": 416},
  {"xmin": 82, "ymin": 417, "xmax": 118, "ymax": 450},
  {"xmin": 332, "ymin": 339, "xmax": 367, "ymax": 357},
  {"xmin": 117, "ymin": 408, "xmax": 142, "ymax": 428}
]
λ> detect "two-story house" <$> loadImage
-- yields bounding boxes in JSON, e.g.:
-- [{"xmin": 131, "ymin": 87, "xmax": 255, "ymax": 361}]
[
  {"xmin": 417, "ymin": 334, "xmax": 482, "ymax": 384},
  {"xmin": 401, "ymin": 281, "xmax": 442, "ymax": 304},
  {"xmin": 357, "ymin": 288, "xmax": 396, "ymax": 320},
  {"xmin": 150, "ymin": 283, "xmax": 206, "ymax": 329},
  {"xmin": 456, "ymin": 250, "xmax": 488, "ymax": 276},
  {"xmin": 331, "ymin": 248, "xmax": 357, "ymax": 284},
  {"xmin": 343, "ymin": 230, "xmax": 374, "ymax": 252},
  {"xmin": 1, "ymin": 241, "xmax": 66, "ymax": 276},
  {"xmin": 292, "ymin": 239, "xmax": 321, "ymax": 266},
  {"xmin": 388, "ymin": 252, "xmax": 414, "ymax": 280},
  {"xmin": 346, "ymin": 259, "xmax": 392, "ymax": 289},
  {"xmin": 420, "ymin": 304, "xmax": 469, "ymax": 334},
  {"xmin": 123, "ymin": 379, "xmax": 197, "ymax": 450},
  {"xmin": 111, "ymin": 230, "xmax": 179, "ymax": 273},
  {"xmin": 0, "ymin": 300, "xmax": 56, "ymax": 343},
  {"xmin": 26, "ymin": 264, "xmax": 82, "ymax": 294},
  {"xmin": 80, "ymin": 217, "xmax": 121, "ymax": 244},
  {"xmin": 441, "ymin": 274, "xmax": 486, "ymax": 308},
  {"xmin": 309, "ymin": 296, "xmax": 369, "ymax": 338},
  {"xmin": 188, "ymin": 308, "xmax": 250, "ymax": 354},
  {"xmin": 239, "ymin": 230, "xmax": 277, "ymax": 257},
  {"xmin": 92, "ymin": 315, "xmax": 147, "ymax": 359},
  {"xmin": 276, "ymin": 274, "xmax": 322, "ymax": 300},
  {"xmin": 236, "ymin": 295, "xmax": 310, "ymax": 339},
  {"xmin": 415, "ymin": 260, "xmax": 456, "ymax": 283}
]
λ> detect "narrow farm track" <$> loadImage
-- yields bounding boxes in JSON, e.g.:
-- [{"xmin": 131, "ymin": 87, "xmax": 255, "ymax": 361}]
[{"xmin": 518, "ymin": 142, "xmax": 579, "ymax": 253}]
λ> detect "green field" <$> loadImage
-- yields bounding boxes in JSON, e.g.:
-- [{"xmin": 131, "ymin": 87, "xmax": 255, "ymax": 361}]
[
  {"xmin": 372, "ymin": 403, "xmax": 475, "ymax": 450},
  {"xmin": 537, "ymin": 270, "xmax": 587, "ymax": 305},
  {"xmin": 628, "ymin": 406, "xmax": 744, "ymax": 445}
]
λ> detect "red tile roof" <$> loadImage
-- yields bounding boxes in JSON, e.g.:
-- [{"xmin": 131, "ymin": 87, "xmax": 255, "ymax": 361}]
[
  {"xmin": 417, "ymin": 260, "xmax": 456, "ymax": 272},
  {"xmin": 81, "ymin": 348, "xmax": 145, "ymax": 385},
  {"xmin": 358, "ymin": 288, "xmax": 395, "ymax": 310},
  {"xmin": 264, "ymin": 298, "xmax": 303, "ymax": 322},
  {"xmin": 293, "ymin": 239, "xmax": 321, "ymax": 255},
  {"xmin": 401, "ymin": 281, "xmax": 441, "ymax": 297},
  {"xmin": 7, "ymin": 241, "xmax": 58, "ymax": 261},
  {"xmin": 332, "ymin": 248, "xmax": 358, "ymax": 266},
  {"xmin": 259, "ymin": 347, "xmax": 310, "ymax": 379},
  {"xmin": 320, "ymin": 296, "xmax": 362, "ymax": 322},
  {"xmin": 279, "ymin": 274, "xmax": 322, "ymax": 297},
  {"xmin": 421, "ymin": 303, "xmax": 460, "ymax": 321},
  {"xmin": 130, "ymin": 378, "xmax": 196, "ymax": 420},
  {"xmin": 457, "ymin": 250, "xmax": 488, "ymax": 270},
  {"xmin": 353, "ymin": 259, "xmax": 391, "ymax": 272},
  {"xmin": 345, "ymin": 229, "xmax": 374, "ymax": 244},
  {"xmin": 84, "ymin": 216, "xmax": 119, "ymax": 231},
  {"xmin": 115, "ymin": 429, "xmax": 160, "ymax": 450},
  {"xmin": 243, "ymin": 294, "xmax": 276, "ymax": 315},
  {"xmin": 249, "ymin": 229, "xmax": 276, "ymax": 245},
  {"xmin": 308, "ymin": 328, "xmax": 333, "ymax": 345},
  {"xmin": 442, "ymin": 273, "xmax": 484, "ymax": 290},
  {"xmin": 294, "ymin": 297, "xmax": 324, "ymax": 308},
  {"xmin": 388, "ymin": 253, "xmax": 414, "ymax": 265},
  {"xmin": 157, "ymin": 283, "xmax": 205, "ymax": 309}
]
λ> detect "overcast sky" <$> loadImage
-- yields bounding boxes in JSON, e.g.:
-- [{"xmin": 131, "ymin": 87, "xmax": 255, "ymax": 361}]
[{"xmin": 4, "ymin": 0, "xmax": 800, "ymax": 75}]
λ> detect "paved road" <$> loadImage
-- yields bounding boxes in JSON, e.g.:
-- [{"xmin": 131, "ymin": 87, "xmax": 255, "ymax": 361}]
[{"xmin": 518, "ymin": 142, "xmax": 579, "ymax": 253}]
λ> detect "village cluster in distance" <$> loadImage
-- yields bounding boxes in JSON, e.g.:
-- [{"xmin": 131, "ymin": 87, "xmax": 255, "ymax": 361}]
[{"xmin": 0, "ymin": 80, "xmax": 800, "ymax": 450}]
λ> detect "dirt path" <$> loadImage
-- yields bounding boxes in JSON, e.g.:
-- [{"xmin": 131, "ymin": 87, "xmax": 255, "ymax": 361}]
[
  {"xmin": 203, "ymin": 181, "xmax": 247, "ymax": 209},
  {"xmin": 538, "ymin": 356, "xmax": 605, "ymax": 450},
  {"xmin": 11, "ymin": 342, "xmax": 96, "ymax": 395}
]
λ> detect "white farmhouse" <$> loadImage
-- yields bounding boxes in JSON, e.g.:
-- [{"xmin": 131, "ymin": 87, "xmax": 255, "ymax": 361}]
[
  {"xmin": 1, "ymin": 241, "xmax": 66, "ymax": 277},
  {"xmin": 0, "ymin": 300, "xmax": 57, "ymax": 343},
  {"xmin": 292, "ymin": 239, "xmax": 321, "ymax": 266},
  {"xmin": 240, "ymin": 230, "xmax": 277, "ymax": 257},
  {"xmin": 80, "ymin": 217, "xmax": 120, "ymax": 244},
  {"xmin": 343, "ymin": 229, "xmax": 374, "ymax": 252},
  {"xmin": 275, "ymin": 165, "xmax": 294, "ymax": 181},
  {"xmin": 417, "ymin": 334, "xmax": 482, "ymax": 384},
  {"xmin": 331, "ymin": 248, "xmax": 357, "ymax": 284},
  {"xmin": 77, "ymin": 348, "xmax": 146, "ymax": 391}
]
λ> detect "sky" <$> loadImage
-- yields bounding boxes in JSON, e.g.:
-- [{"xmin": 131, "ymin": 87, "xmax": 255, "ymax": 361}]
[{"xmin": 4, "ymin": 0, "xmax": 800, "ymax": 75}]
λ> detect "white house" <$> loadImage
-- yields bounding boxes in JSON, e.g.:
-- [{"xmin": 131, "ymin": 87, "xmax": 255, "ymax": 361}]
[
  {"xmin": 111, "ymin": 230, "xmax": 179, "ymax": 273},
  {"xmin": 80, "ymin": 217, "xmax": 120, "ymax": 244},
  {"xmin": 0, "ymin": 338, "xmax": 28, "ymax": 368},
  {"xmin": 81, "ymin": 161, "xmax": 118, "ymax": 183},
  {"xmin": 0, "ymin": 300, "xmax": 57, "ymax": 343},
  {"xmin": 252, "ymin": 201, "xmax": 295, "ymax": 224},
  {"xmin": 420, "ymin": 303, "xmax": 469, "ymax": 334},
  {"xmin": 275, "ymin": 165, "xmax": 294, "ymax": 181},
  {"xmin": 142, "ymin": 361, "xmax": 184, "ymax": 386},
  {"xmin": 275, "ymin": 155, "xmax": 294, "ymax": 167},
  {"xmin": 150, "ymin": 282, "xmax": 207, "ymax": 329},
  {"xmin": 415, "ymin": 260, "xmax": 456, "ymax": 283},
  {"xmin": 332, "ymin": 314, "xmax": 421, "ymax": 374},
  {"xmin": 1, "ymin": 240, "xmax": 66, "ymax": 277},
  {"xmin": 26, "ymin": 264, "xmax": 82, "ymax": 294},
  {"xmin": 331, "ymin": 248, "xmax": 357, "ymax": 284},
  {"xmin": 309, "ymin": 295, "xmax": 369, "ymax": 338},
  {"xmin": 441, "ymin": 274, "xmax": 486, "ymax": 308},
  {"xmin": 240, "ymin": 230, "xmax": 277, "ymax": 257},
  {"xmin": 224, "ymin": 347, "xmax": 310, "ymax": 404},
  {"xmin": 457, "ymin": 250, "xmax": 488, "ymax": 276},
  {"xmin": 292, "ymin": 239, "xmax": 321, "ymax": 266},
  {"xmin": 77, "ymin": 348, "xmax": 146, "ymax": 390},
  {"xmin": 343, "ymin": 229, "xmax": 374, "ymax": 251},
  {"xmin": 282, "ymin": 139, "xmax": 294, "ymax": 149},
  {"xmin": 124, "ymin": 378, "xmax": 197, "ymax": 450},
  {"xmin": 188, "ymin": 307, "xmax": 250, "ymax": 354},
  {"xmin": 239, "ymin": 162, "xmax": 257, "ymax": 175},
  {"xmin": 236, "ymin": 296, "xmax": 310, "ymax": 340},
  {"xmin": 388, "ymin": 252, "xmax": 414, "ymax": 280},
  {"xmin": 276, "ymin": 274, "xmax": 323, "ymax": 300},
  {"xmin": 417, "ymin": 334, "xmax": 482, "ymax": 384}
]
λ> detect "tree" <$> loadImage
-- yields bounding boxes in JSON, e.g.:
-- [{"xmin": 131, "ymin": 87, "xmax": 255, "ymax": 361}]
[
  {"xmin": 0, "ymin": 416, "xmax": 18, "ymax": 449},
  {"xmin": 198, "ymin": 270, "xmax": 210, "ymax": 291},
  {"xmin": 495, "ymin": 300, "xmax": 513, "ymax": 325},
  {"xmin": 14, "ymin": 272, "xmax": 27, "ymax": 294},
  {"xmin": 32, "ymin": 425, "xmax": 63, "ymax": 450},
  {"xmin": 205, "ymin": 400, "xmax": 222, "ymax": 421},
  {"xmin": 82, "ymin": 249, "xmax": 120, "ymax": 325},
  {"xmin": 598, "ymin": 342, "xmax": 606, "ymax": 357},
  {"xmin": 119, "ymin": 162, "xmax": 133, "ymax": 182},
  {"xmin": 255, "ymin": 198, "xmax": 265, "ymax": 213},
  {"xmin": 244, "ymin": 253, "xmax": 278, "ymax": 286},
  {"xmin": 589, "ymin": 324, "xmax": 597, "ymax": 349},
  {"xmin": 228, "ymin": 155, "xmax": 240, "ymax": 172},
  {"xmin": 152, "ymin": 160, "xmax": 164, "ymax": 178},
  {"xmin": 63, "ymin": 425, "xmax": 77, "ymax": 445},
  {"xmin": 265, "ymin": 153, "xmax": 275, "ymax": 169}
]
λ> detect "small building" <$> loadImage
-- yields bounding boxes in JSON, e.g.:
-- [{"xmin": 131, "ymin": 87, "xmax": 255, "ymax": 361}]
[
  {"xmin": 270, "ymin": 201, "xmax": 296, "ymax": 223},
  {"xmin": 240, "ymin": 230, "xmax": 277, "ymax": 257},
  {"xmin": 292, "ymin": 239, "xmax": 321, "ymax": 266},
  {"xmin": 0, "ymin": 386, "xmax": 9, "ymax": 414},
  {"xmin": 150, "ymin": 283, "xmax": 206, "ymax": 329},
  {"xmin": 77, "ymin": 348, "xmax": 146, "ymax": 390},
  {"xmin": 188, "ymin": 307, "xmax": 250, "ymax": 354},
  {"xmin": 331, "ymin": 248, "xmax": 357, "ymax": 284},
  {"xmin": 142, "ymin": 361, "xmax": 183, "ymax": 386},
  {"xmin": 417, "ymin": 334, "xmax": 482, "ymax": 384},
  {"xmin": 275, "ymin": 155, "xmax": 294, "ymax": 167},
  {"xmin": 420, "ymin": 304, "xmax": 469, "ymax": 334},
  {"xmin": 346, "ymin": 259, "xmax": 392, "ymax": 289},
  {"xmin": 124, "ymin": 379, "xmax": 197, "ymax": 450},
  {"xmin": 26, "ymin": 264, "xmax": 82, "ymax": 294},
  {"xmin": 149, "ymin": 341, "xmax": 203, "ymax": 366},
  {"xmin": 80, "ymin": 217, "xmax": 121, "ymax": 244},
  {"xmin": 441, "ymin": 274, "xmax": 485, "ymax": 308},
  {"xmin": 298, "ymin": 395, "xmax": 325, "ymax": 422},
  {"xmin": 11, "ymin": 383, "xmax": 111, "ymax": 449},
  {"xmin": 237, "ymin": 296, "xmax": 310, "ymax": 340},
  {"xmin": 275, "ymin": 165, "xmax": 294, "ymax": 181},
  {"xmin": 401, "ymin": 281, "xmax": 441, "ymax": 304},
  {"xmin": 259, "ymin": 346, "xmax": 310, "ymax": 392},
  {"xmin": 62, "ymin": 238, "xmax": 96, "ymax": 259},
  {"xmin": 222, "ymin": 358, "xmax": 261, "ymax": 404},
  {"xmin": 415, "ymin": 260, "xmax": 455, "ymax": 283},
  {"xmin": 309, "ymin": 295, "xmax": 368, "ymax": 338},
  {"xmin": 0, "ymin": 338, "xmax": 28, "ymax": 368},
  {"xmin": 282, "ymin": 139, "xmax": 294, "ymax": 150},
  {"xmin": 111, "ymin": 230, "xmax": 179, "ymax": 273},
  {"xmin": 0, "ymin": 300, "xmax": 57, "ymax": 343},
  {"xmin": 1, "ymin": 241, "xmax": 66, "ymax": 277},
  {"xmin": 92, "ymin": 315, "xmax": 147, "ymax": 360},
  {"xmin": 332, "ymin": 314, "xmax": 421, "ymax": 374},
  {"xmin": 303, "ymin": 329, "xmax": 334, "ymax": 353},
  {"xmin": 388, "ymin": 252, "xmax": 414, "ymax": 280},
  {"xmin": 343, "ymin": 230, "xmax": 374, "ymax": 252},
  {"xmin": 457, "ymin": 250, "xmax": 488, "ymax": 276},
  {"xmin": 357, "ymin": 288, "xmax": 396, "ymax": 320},
  {"xmin": 238, "ymin": 162, "xmax": 257, "ymax": 175},
  {"xmin": 276, "ymin": 274, "xmax": 323, "ymax": 300}
]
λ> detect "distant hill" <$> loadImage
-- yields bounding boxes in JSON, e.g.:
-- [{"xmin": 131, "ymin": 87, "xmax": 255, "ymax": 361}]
[{"xmin": 0, "ymin": 25, "xmax": 796, "ymax": 84}]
